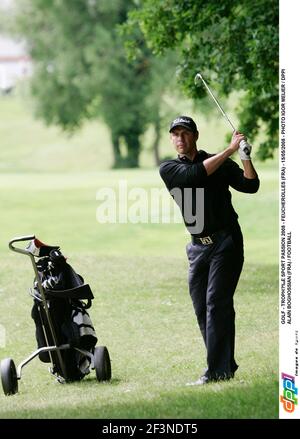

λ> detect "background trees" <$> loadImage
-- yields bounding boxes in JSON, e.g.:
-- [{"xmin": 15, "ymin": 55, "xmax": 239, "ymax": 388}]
[
  {"xmin": 13, "ymin": 0, "xmax": 175, "ymax": 168},
  {"xmin": 11, "ymin": 0, "xmax": 278, "ymax": 164},
  {"xmin": 125, "ymin": 0, "xmax": 279, "ymax": 159}
]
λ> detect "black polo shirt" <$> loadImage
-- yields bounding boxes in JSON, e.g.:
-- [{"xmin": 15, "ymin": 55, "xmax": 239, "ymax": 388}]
[{"xmin": 159, "ymin": 150, "xmax": 260, "ymax": 236}]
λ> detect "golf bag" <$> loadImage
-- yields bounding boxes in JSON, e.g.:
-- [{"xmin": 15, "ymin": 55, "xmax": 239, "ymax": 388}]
[{"xmin": 31, "ymin": 247, "xmax": 98, "ymax": 381}]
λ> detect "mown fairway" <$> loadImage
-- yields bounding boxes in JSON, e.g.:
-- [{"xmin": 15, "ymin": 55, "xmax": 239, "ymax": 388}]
[{"xmin": 0, "ymin": 96, "xmax": 278, "ymax": 418}]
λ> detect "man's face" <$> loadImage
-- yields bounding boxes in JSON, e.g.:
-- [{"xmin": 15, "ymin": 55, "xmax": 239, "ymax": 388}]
[{"xmin": 170, "ymin": 126, "xmax": 198, "ymax": 156}]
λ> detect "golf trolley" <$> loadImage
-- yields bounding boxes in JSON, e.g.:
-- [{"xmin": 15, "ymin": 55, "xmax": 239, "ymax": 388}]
[{"xmin": 1, "ymin": 235, "xmax": 111, "ymax": 396}]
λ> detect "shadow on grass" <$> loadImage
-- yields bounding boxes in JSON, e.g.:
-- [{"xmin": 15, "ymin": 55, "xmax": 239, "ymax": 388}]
[
  {"xmin": 1, "ymin": 376, "xmax": 278, "ymax": 419},
  {"xmin": 78, "ymin": 376, "xmax": 122, "ymax": 386}
]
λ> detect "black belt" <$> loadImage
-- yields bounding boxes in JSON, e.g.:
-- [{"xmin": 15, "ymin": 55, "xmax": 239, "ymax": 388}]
[{"xmin": 191, "ymin": 229, "xmax": 229, "ymax": 245}]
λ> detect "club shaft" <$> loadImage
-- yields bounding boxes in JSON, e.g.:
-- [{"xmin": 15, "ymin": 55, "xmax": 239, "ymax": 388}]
[{"xmin": 197, "ymin": 74, "xmax": 236, "ymax": 132}]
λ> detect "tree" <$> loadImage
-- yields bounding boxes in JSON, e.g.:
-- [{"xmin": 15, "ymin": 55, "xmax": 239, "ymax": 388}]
[
  {"xmin": 12, "ymin": 0, "xmax": 159, "ymax": 168},
  {"xmin": 124, "ymin": 0, "xmax": 279, "ymax": 159}
]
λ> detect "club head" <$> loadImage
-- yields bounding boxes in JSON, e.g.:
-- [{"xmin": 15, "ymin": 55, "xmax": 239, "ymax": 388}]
[{"xmin": 194, "ymin": 72, "xmax": 203, "ymax": 86}]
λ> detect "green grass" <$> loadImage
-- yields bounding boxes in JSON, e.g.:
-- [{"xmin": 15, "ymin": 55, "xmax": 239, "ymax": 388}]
[{"xmin": 0, "ymin": 94, "xmax": 278, "ymax": 418}]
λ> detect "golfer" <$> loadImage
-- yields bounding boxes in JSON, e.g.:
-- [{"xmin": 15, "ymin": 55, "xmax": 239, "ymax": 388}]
[{"xmin": 159, "ymin": 116, "xmax": 259, "ymax": 385}]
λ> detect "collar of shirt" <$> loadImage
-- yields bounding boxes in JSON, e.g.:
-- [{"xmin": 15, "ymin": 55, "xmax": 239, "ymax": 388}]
[{"xmin": 177, "ymin": 150, "xmax": 207, "ymax": 163}]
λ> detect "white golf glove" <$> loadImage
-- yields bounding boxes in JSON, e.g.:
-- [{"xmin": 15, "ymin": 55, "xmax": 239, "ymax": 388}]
[{"xmin": 239, "ymin": 140, "xmax": 252, "ymax": 160}]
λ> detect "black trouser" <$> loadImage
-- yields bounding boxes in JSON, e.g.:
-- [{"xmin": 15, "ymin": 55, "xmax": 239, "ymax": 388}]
[{"xmin": 186, "ymin": 223, "xmax": 244, "ymax": 379}]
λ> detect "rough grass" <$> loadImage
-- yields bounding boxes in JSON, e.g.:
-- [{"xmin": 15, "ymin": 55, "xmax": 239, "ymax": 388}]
[
  {"xmin": 0, "ymin": 94, "xmax": 278, "ymax": 419},
  {"xmin": 0, "ymin": 254, "xmax": 277, "ymax": 419}
]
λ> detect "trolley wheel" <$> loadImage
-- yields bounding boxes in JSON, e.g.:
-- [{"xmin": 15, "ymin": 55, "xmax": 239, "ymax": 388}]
[
  {"xmin": 1, "ymin": 358, "xmax": 18, "ymax": 396},
  {"xmin": 94, "ymin": 346, "xmax": 111, "ymax": 382}
]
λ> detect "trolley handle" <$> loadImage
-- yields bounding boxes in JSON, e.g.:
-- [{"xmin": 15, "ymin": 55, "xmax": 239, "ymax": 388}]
[{"xmin": 9, "ymin": 235, "xmax": 35, "ymax": 255}]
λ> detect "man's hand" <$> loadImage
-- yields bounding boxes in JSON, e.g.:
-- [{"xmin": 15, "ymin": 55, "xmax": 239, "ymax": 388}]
[
  {"xmin": 228, "ymin": 131, "xmax": 246, "ymax": 155},
  {"xmin": 228, "ymin": 131, "xmax": 252, "ymax": 161},
  {"xmin": 238, "ymin": 140, "xmax": 252, "ymax": 161},
  {"xmin": 203, "ymin": 131, "xmax": 246, "ymax": 176},
  {"xmin": 203, "ymin": 131, "xmax": 252, "ymax": 176}
]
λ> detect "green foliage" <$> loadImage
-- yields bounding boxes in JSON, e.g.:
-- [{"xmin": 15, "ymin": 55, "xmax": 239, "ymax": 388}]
[
  {"xmin": 124, "ymin": 0, "xmax": 279, "ymax": 159},
  {"xmin": 11, "ymin": 0, "xmax": 166, "ymax": 167}
]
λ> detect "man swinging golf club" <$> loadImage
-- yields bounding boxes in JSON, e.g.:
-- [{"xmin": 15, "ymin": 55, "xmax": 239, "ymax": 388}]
[{"xmin": 159, "ymin": 75, "xmax": 259, "ymax": 385}]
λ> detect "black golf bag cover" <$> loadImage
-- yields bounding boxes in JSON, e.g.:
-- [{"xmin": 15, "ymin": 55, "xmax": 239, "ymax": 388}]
[{"xmin": 31, "ymin": 248, "xmax": 98, "ymax": 381}]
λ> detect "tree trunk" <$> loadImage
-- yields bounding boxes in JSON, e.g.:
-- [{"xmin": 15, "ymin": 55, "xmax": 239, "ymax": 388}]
[
  {"xmin": 124, "ymin": 132, "xmax": 140, "ymax": 168},
  {"xmin": 111, "ymin": 131, "xmax": 122, "ymax": 168},
  {"xmin": 153, "ymin": 117, "xmax": 161, "ymax": 166}
]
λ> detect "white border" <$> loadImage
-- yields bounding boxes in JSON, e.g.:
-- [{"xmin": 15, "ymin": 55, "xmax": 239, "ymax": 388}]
[{"xmin": 279, "ymin": 0, "xmax": 300, "ymax": 419}]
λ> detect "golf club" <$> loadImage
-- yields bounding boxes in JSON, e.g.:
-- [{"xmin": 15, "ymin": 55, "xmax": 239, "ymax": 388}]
[
  {"xmin": 194, "ymin": 72, "xmax": 236, "ymax": 132},
  {"xmin": 194, "ymin": 72, "xmax": 251, "ymax": 156}
]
